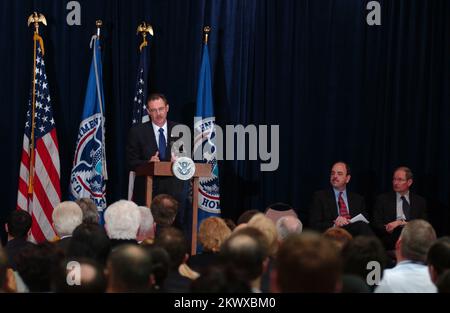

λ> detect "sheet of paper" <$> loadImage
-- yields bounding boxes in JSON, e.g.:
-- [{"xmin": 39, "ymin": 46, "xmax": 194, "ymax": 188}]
[{"xmin": 350, "ymin": 213, "xmax": 369, "ymax": 224}]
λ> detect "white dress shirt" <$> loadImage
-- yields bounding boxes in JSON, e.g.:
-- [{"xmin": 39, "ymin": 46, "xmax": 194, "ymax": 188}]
[{"xmin": 375, "ymin": 260, "xmax": 436, "ymax": 293}]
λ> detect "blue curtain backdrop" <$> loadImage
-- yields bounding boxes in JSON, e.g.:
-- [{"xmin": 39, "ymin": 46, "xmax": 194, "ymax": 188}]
[{"xmin": 1, "ymin": 0, "xmax": 449, "ymax": 243}]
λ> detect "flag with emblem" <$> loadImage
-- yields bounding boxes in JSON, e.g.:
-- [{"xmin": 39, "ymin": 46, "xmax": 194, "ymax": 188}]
[
  {"xmin": 17, "ymin": 32, "xmax": 61, "ymax": 243},
  {"xmin": 194, "ymin": 30, "xmax": 221, "ymax": 252},
  {"xmin": 69, "ymin": 34, "xmax": 107, "ymax": 222}
]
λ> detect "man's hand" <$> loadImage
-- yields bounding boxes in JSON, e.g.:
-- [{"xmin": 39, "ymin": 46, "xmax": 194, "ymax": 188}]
[
  {"xmin": 149, "ymin": 151, "xmax": 160, "ymax": 162},
  {"xmin": 171, "ymin": 152, "xmax": 178, "ymax": 163},
  {"xmin": 385, "ymin": 220, "xmax": 406, "ymax": 233},
  {"xmin": 334, "ymin": 216, "xmax": 350, "ymax": 227}
]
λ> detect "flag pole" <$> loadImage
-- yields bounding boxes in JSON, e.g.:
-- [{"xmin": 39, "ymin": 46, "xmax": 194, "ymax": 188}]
[
  {"xmin": 137, "ymin": 22, "xmax": 154, "ymax": 52},
  {"xmin": 26, "ymin": 12, "xmax": 47, "ymax": 195},
  {"xmin": 203, "ymin": 26, "xmax": 210, "ymax": 44}
]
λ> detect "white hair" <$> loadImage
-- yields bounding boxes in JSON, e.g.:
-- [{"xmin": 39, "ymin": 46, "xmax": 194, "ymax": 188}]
[
  {"xmin": 52, "ymin": 201, "xmax": 83, "ymax": 237},
  {"xmin": 137, "ymin": 206, "xmax": 154, "ymax": 241},
  {"xmin": 104, "ymin": 200, "xmax": 141, "ymax": 240},
  {"xmin": 276, "ymin": 216, "xmax": 303, "ymax": 241}
]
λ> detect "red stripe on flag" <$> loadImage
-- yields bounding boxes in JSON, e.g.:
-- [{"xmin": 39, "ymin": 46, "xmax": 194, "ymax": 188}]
[
  {"xmin": 21, "ymin": 148, "xmax": 30, "ymax": 168},
  {"xmin": 32, "ymin": 173, "xmax": 57, "ymax": 226},
  {"xmin": 30, "ymin": 213, "xmax": 46, "ymax": 243},
  {"xmin": 36, "ymin": 137, "xmax": 61, "ymax": 196},
  {"xmin": 18, "ymin": 177, "xmax": 30, "ymax": 200},
  {"xmin": 50, "ymin": 128, "xmax": 59, "ymax": 151}
]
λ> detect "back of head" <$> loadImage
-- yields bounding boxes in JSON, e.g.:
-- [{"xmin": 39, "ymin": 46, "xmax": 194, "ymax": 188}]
[
  {"xmin": 198, "ymin": 217, "xmax": 232, "ymax": 252},
  {"xmin": 104, "ymin": 200, "xmax": 141, "ymax": 240},
  {"xmin": 190, "ymin": 265, "xmax": 251, "ymax": 293},
  {"xmin": 137, "ymin": 206, "xmax": 154, "ymax": 242},
  {"xmin": 265, "ymin": 202, "xmax": 298, "ymax": 226},
  {"xmin": 276, "ymin": 216, "xmax": 303, "ymax": 241},
  {"xmin": 107, "ymin": 244, "xmax": 153, "ymax": 292},
  {"xmin": 16, "ymin": 242, "xmax": 63, "ymax": 292},
  {"xmin": 276, "ymin": 232, "xmax": 342, "ymax": 292},
  {"xmin": 67, "ymin": 223, "xmax": 111, "ymax": 266},
  {"xmin": 427, "ymin": 237, "xmax": 450, "ymax": 277},
  {"xmin": 52, "ymin": 201, "xmax": 83, "ymax": 237},
  {"xmin": 75, "ymin": 198, "xmax": 99, "ymax": 224},
  {"xmin": 247, "ymin": 213, "xmax": 278, "ymax": 256},
  {"xmin": 220, "ymin": 227, "xmax": 268, "ymax": 283},
  {"xmin": 399, "ymin": 219, "xmax": 437, "ymax": 263},
  {"xmin": 437, "ymin": 270, "xmax": 450, "ymax": 293},
  {"xmin": 154, "ymin": 227, "xmax": 187, "ymax": 269},
  {"xmin": 144, "ymin": 246, "xmax": 170, "ymax": 291},
  {"xmin": 151, "ymin": 194, "xmax": 178, "ymax": 227},
  {"xmin": 53, "ymin": 258, "xmax": 107, "ymax": 293},
  {"xmin": 342, "ymin": 236, "xmax": 387, "ymax": 281},
  {"xmin": 237, "ymin": 209, "xmax": 260, "ymax": 225},
  {"xmin": 323, "ymin": 227, "xmax": 353, "ymax": 250},
  {"xmin": 7, "ymin": 210, "xmax": 32, "ymax": 239}
]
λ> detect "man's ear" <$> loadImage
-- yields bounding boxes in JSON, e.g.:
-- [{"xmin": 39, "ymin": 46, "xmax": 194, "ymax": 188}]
[{"xmin": 5, "ymin": 224, "xmax": 8, "ymax": 234}]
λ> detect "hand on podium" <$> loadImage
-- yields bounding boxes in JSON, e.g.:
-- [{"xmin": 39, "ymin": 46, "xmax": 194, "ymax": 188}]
[{"xmin": 149, "ymin": 151, "xmax": 160, "ymax": 162}]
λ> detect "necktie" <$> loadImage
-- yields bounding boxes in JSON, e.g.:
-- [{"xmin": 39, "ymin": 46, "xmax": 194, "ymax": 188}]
[
  {"xmin": 401, "ymin": 196, "xmax": 411, "ymax": 221},
  {"xmin": 158, "ymin": 128, "xmax": 166, "ymax": 160},
  {"xmin": 338, "ymin": 192, "xmax": 351, "ymax": 219}
]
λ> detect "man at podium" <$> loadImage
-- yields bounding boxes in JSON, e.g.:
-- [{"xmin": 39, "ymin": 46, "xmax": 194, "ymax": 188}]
[{"xmin": 126, "ymin": 93, "xmax": 189, "ymax": 230}]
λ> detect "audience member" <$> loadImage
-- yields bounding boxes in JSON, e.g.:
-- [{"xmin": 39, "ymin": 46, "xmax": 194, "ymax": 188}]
[
  {"xmin": 375, "ymin": 219, "xmax": 437, "ymax": 293},
  {"xmin": 75, "ymin": 198, "xmax": 99, "ymax": 224},
  {"xmin": 272, "ymin": 232, "xmax": 342, "ymax": 293},
  {"xmin": 104, "ymin": 200, "xmax": 141, "ymax": 248},
  {"xmin": 4, "ymin": 210, "xmax": 34, "ymax": 270},
  {"xmin": 106, "ymin": 244, "xmax": 153, "ymax": 292}
]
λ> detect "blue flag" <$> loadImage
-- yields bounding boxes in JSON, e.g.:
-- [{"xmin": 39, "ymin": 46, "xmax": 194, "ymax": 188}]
[
  {"xmin": 194, "ymin": 39, "xmax": 221, "ymax": 244},
  {"xmin": 70, "ymin": 35, "xmax": 107, "ymax": 222},
  {"xmin": 132, "ymin": 41, "xmax": 150, "ymax": 125}
]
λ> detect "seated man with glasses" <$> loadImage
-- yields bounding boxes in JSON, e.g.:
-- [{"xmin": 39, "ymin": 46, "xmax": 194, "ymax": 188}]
[{"xmin": 373, "ymin": 166, "xmax": 428, "ymax": 250}]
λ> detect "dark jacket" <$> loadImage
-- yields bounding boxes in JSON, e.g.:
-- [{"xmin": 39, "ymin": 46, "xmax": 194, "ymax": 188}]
[{"xmin": 309, "ymin": 189, "xmax": 368, "ymax": 232}]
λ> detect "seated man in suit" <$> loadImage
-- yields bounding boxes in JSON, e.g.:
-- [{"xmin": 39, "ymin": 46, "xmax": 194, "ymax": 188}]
[
  {"xmin": 373, "ymin": 166, "xmax": 427, "ymax": 250},
  {"xmin": 126, "ymin": 93, "xmax": 188, "ymax": 231},
  {"xmin": 309, "ymin": 161, "xmax": 374, "ymax": 237}
]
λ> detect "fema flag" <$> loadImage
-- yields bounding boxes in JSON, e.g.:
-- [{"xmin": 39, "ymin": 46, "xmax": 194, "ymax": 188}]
[
  {"xmin": 69, "ymin": 35, "xmax": 107, "ymax": 220},
  {"xmin": 194, "ymin": 34, "xmax": 221, "ymax": 240}
]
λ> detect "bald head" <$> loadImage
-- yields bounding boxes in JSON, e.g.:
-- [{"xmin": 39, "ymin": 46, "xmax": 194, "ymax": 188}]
[{"xmin": 276, "ymin": 216, "xmax": 303, "ymax": 241}]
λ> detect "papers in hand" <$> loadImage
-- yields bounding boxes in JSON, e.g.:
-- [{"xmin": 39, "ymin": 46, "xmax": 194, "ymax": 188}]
[{"xmin": 350, "ymin": 214, "xmax": 369, "ymax": 224}]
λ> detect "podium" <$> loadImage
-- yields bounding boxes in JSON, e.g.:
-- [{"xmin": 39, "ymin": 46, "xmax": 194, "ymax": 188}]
[{"xmin": 135, "ymin": 161, "xmax": 212, "ymax": 255}]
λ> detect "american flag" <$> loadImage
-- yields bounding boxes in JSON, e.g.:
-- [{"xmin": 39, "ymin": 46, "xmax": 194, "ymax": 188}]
[
  {"xmin": 128, "ymin": 39, "xmax": 150, "ymax": 200},
  {"xmin": 17, "ymin": 34, "xmax": 61, "ymax": 243},
  {"xmin": 132, "ymin": 42, "xmax": 150, "ymax": 125}
]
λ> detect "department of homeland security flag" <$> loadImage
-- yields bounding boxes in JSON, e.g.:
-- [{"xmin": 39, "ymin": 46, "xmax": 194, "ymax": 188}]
[
  {"xmin": 69, "ymin": 35, "xmax": 107, "ymax": 220},
  {"xmin": 194, "ymin": 34, "xmax": 221, "ymax": 239},
  {"xmin": 17, "ymin": 33, "xmax": 61, "ymax": 243}
]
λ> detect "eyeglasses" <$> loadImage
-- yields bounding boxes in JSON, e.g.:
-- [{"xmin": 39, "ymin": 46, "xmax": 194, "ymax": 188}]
[
  {"xmin": 148, "ymin": 107, "xmax": 166, "ymax": 114},
  {"xmin": 392, "ymin": 178, "xmax": 407, "ymax": 182}
]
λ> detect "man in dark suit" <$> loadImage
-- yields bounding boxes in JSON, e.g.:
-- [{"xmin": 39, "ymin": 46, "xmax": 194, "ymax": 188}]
[
  {"xmin": 126, "ymin": 93, "xmax": 188, "ymax": 230},
  {"xmin": 373, "ymin": 166, "xmax": 427, "ymax": 250},
  {"xmin": 4, "ymin": 210, "xmax": 35, "ymax": 270},
  {"xmin": 309, "ymin": 162, "xmax": 374, "ymax": 237}
]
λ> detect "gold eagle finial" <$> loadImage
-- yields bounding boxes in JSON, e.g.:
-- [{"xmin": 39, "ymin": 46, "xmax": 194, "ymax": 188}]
[
  {"xmin": 137, "ymin": 22, "xmax": 154, "ymax": 51},
  {"xmin": 27, "ymin": 12, "xmax": 47, "ymax": 34}
]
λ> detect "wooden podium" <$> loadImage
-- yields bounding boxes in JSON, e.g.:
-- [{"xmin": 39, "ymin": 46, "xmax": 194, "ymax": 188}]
[{"xmin": 135, "ymin": 161, "xmax": 212, "ymax": 255}]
